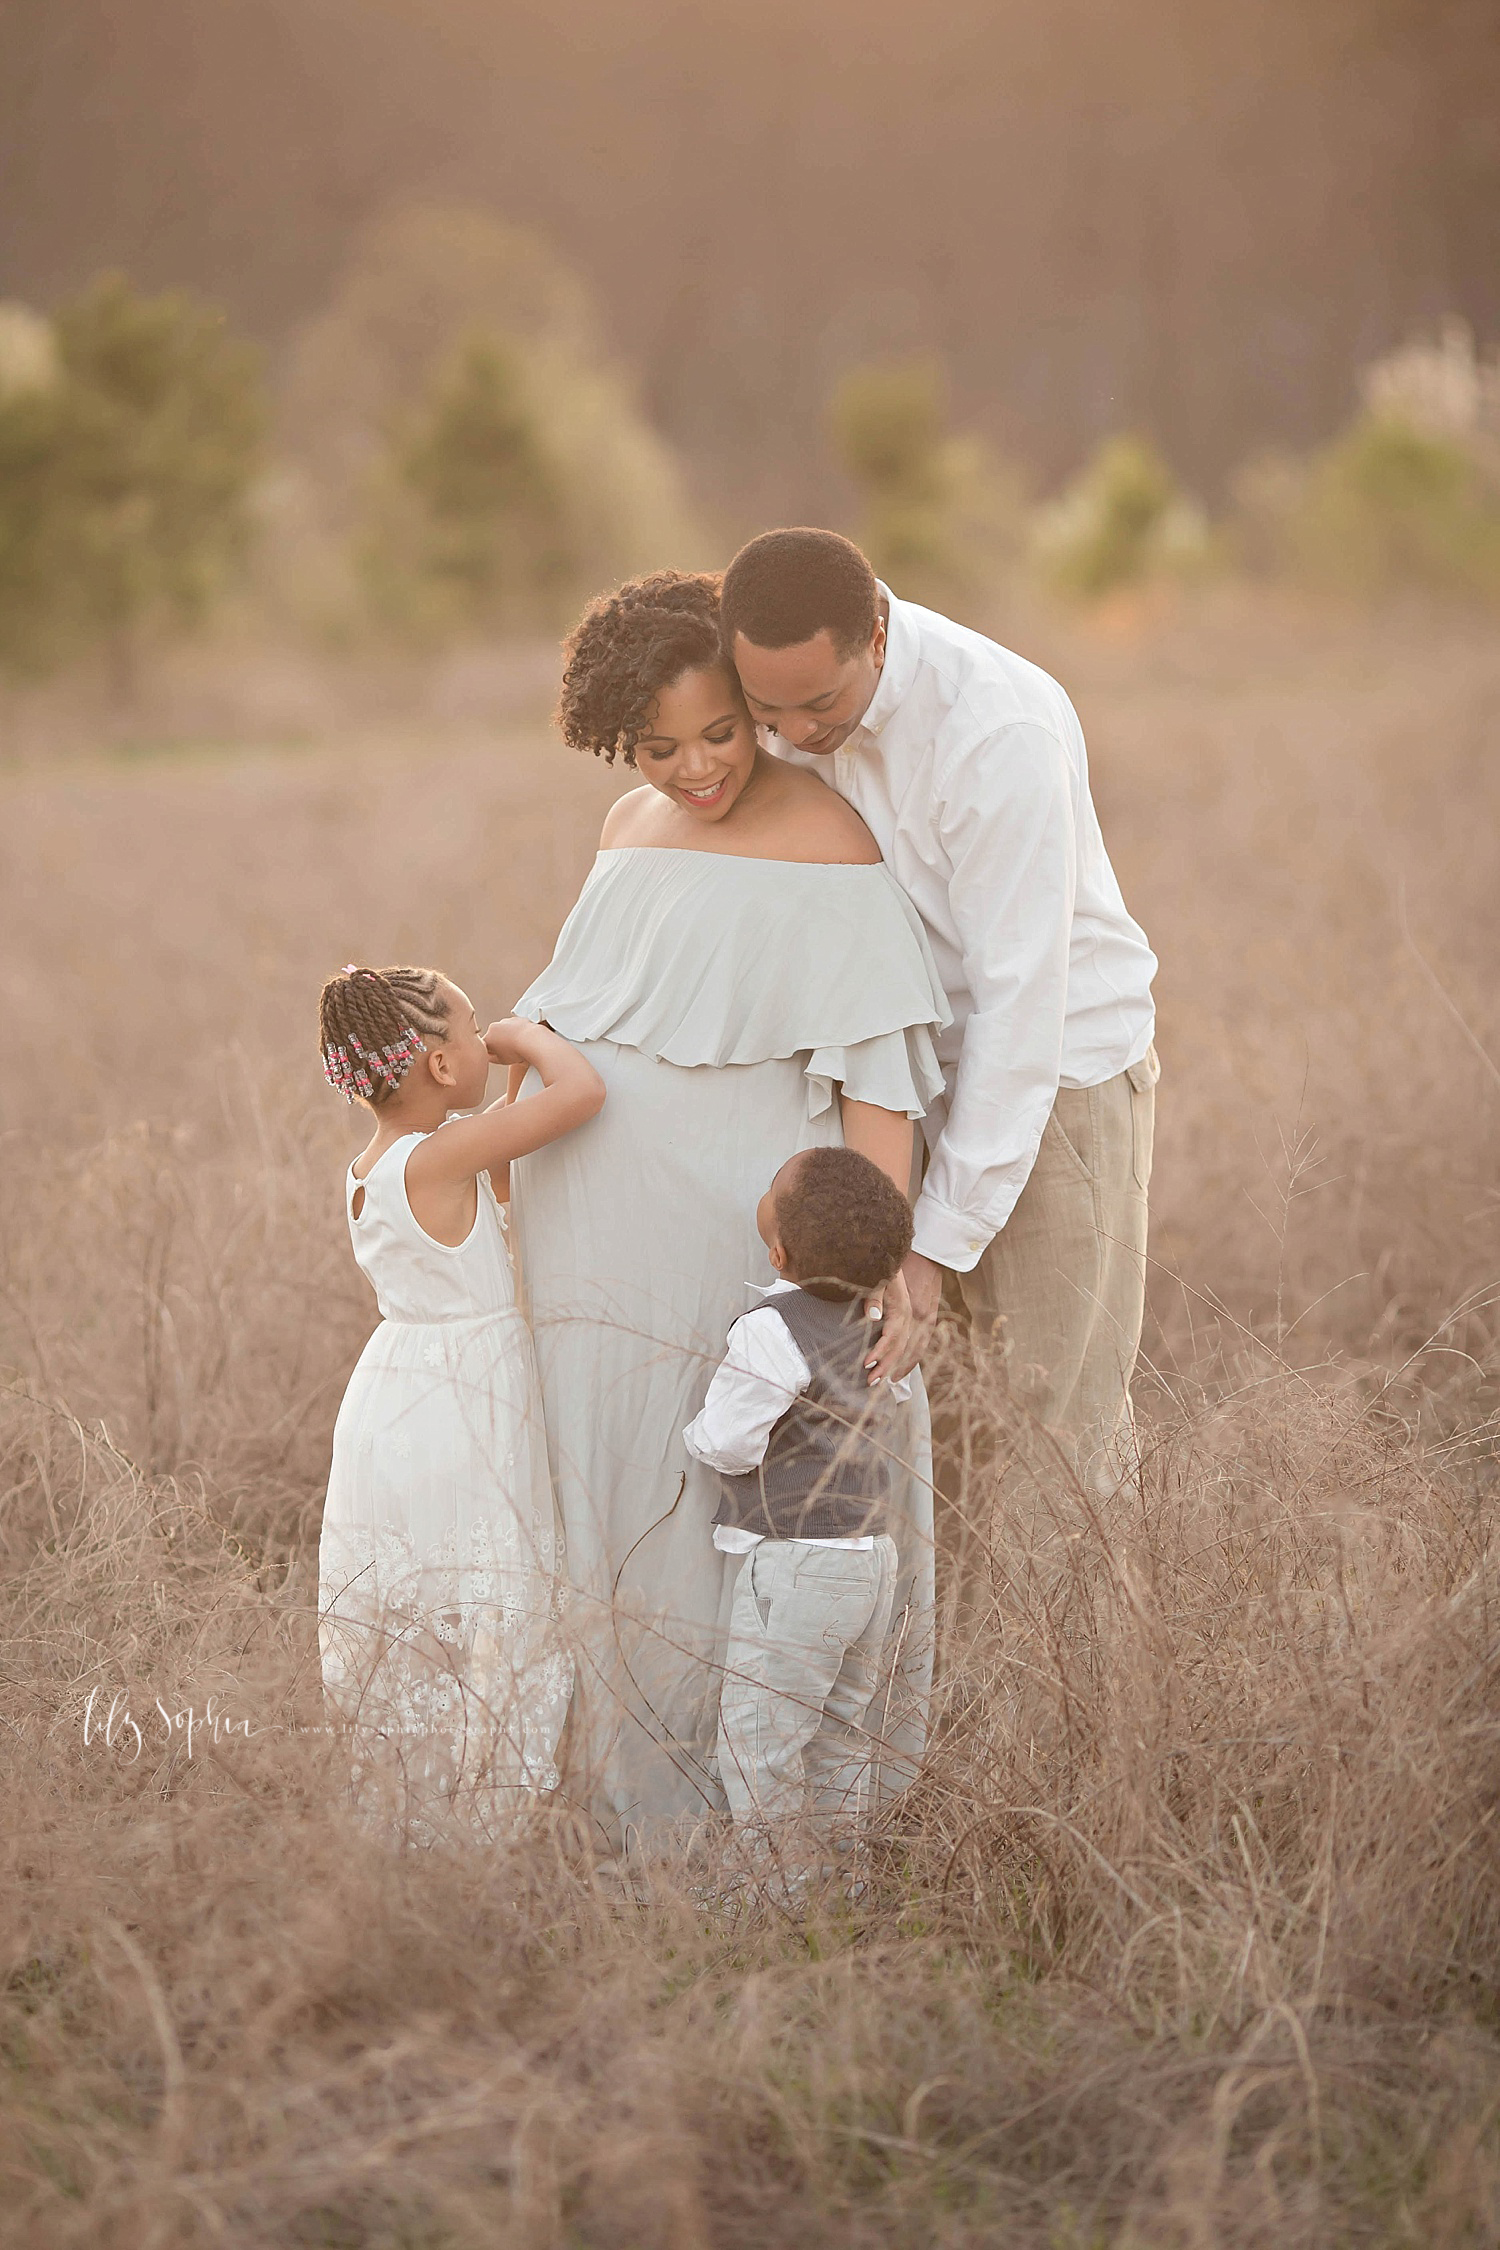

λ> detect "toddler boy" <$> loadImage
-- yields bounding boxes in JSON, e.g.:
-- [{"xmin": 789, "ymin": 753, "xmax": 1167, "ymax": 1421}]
[{"xmin": 683, "ymin": 1146, "xmax": 914, "ymax": 1848}]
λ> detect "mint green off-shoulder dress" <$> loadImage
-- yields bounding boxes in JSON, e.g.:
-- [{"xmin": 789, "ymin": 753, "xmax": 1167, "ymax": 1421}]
[{"xmin": 510, "ymin": 846, "xmax": 950, "ymax": 1850}]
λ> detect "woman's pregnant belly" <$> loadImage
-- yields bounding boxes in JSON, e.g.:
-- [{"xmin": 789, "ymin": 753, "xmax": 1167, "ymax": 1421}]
[
  {"xmin": 508, "ymin": 1040, "xmax": 843, "ymax": 1569},
  {"xmin": 511, "ymin": 1038, "xmax": 842, "ymax": 1332}
]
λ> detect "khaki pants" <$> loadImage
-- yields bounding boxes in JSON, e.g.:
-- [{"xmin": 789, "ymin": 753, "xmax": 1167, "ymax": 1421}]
[
  {"xmin": 716, "ymin": 1535, "xmax": 899, "ymax": 1834},
  {"xmin": 940, "ymin": 1047, "xmax": 1158, "ymax": 1503}
]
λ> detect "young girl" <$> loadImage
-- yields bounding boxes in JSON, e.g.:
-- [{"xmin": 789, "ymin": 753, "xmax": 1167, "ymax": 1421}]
[{"xmin": 316, "ymin": 962, "xmax": 603, "ymax": 1838}]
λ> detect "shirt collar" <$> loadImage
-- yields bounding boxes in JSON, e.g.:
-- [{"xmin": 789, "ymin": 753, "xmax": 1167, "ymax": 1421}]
[
  {"xmin": 855, "ymin": 582, "xmax": 920, "ymax": 740},
  {"xmin": 748, "ymin": 1276, "xmax": 799, "ymax": 1299}
]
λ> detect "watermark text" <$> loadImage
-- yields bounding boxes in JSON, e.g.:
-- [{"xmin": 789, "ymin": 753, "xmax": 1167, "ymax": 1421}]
[{"xmin": 82, "ymin": 1687, "xmax": 255, "ymax": 1763}]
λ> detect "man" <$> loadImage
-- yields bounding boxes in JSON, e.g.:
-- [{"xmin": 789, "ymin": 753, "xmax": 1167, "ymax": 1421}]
[{"xmin": 719, "ymin": 527, "xmax": 1158, "ymax": 1495}]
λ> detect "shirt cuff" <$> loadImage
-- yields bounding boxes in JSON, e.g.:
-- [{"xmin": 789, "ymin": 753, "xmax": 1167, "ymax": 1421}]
[{"xmin": 910, "ymin": 1191, "xmax": 995, "ymax": 1273}]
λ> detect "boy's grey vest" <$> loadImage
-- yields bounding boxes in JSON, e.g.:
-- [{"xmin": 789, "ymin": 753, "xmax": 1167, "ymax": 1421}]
[{"xmin": 713, "ymin": 1287, "xmax": 894, "ymax": 1542}]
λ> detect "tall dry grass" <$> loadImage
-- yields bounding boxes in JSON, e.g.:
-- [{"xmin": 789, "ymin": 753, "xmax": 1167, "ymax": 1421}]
[{"xmin": 1, "ymin": 597, "xmax": 1497, "ymax": 2246}]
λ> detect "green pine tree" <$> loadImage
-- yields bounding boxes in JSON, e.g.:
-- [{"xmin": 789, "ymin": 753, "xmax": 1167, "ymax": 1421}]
[
  {"xmin": 829, "ymin": 359, "xmax": 1021, "ymax": 615},
  {"xmin": 0, "ymin": 363, "xmax": 75, "ymax": 676},
  {"xmin": 0, "ymin": 276, "xmax": 265, "ymax": 689},
  {"xmin": 363, "ymin": 332, "xmax": 576, "ymax": 629},
  {"xmin": 1032, "ymin": 435, "xmax": 1212, "ymax": 600}
]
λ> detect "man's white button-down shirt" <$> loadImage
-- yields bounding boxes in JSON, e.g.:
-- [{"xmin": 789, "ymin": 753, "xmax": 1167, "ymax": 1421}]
[{"xmin": 766, "ymin": 588, "xmax": 1157, "ymax": 1272}]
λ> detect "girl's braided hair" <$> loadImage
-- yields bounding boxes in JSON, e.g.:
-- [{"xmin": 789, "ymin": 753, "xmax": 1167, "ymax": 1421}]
[
  {"xmin": 555, "ymin": 569, "xmax": 728, "ymax": 766},
  {"xmin": 318, "ymin": 965, "xmax": 451, "ymax": 1105}
]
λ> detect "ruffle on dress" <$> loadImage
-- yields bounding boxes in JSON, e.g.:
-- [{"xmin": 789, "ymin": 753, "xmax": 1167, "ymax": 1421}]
[{"xmin": 514, "ymin": 847, "xmax": 951, "ymax": 1120}]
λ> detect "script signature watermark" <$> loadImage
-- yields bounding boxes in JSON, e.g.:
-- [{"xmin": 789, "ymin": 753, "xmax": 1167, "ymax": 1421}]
[{"xmin": 82, "ymin": 1687, "xmax": 256, "ymax": 1763}]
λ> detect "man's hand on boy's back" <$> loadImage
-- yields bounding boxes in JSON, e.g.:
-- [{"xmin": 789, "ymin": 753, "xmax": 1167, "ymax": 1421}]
[
  {"xmin": 868, "ymin": 1251, "xmax": 942, "ymax": 1384},
  {"xmin": 862, "ymin": 1265, "xmax": 916, "ymax": 1386}
]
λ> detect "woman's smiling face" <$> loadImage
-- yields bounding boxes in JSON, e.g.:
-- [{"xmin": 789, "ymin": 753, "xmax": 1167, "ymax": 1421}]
[{"xmin": 632, "ymin": 664, "xmax": 757, "ymax": 822}]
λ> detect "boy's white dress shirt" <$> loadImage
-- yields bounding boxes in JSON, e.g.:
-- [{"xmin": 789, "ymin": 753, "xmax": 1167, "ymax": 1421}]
[
  {"xmin": 766, "ymin": 587, "xmax": 1157, "ymax": 1272},
  {"xmin": 682, "ymin": 1279, "xmax": 911, "ymax": 1553}
]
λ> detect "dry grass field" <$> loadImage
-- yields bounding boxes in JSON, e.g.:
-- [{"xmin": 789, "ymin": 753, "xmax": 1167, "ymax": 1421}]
[{"xmin": 1, "ymin": 594, "xmax": 1498, "ymax": 2247}]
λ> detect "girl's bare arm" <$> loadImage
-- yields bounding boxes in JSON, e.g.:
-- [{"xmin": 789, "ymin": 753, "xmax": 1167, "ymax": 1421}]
[{"xmin": 407, "ymin": 1021, "xmax": 604, "ymax": 1193}]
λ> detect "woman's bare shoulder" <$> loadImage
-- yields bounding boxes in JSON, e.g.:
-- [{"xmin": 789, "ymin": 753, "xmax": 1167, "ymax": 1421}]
[
  {"xmin": 599, "ymin": 785, "xmax": 660, "ymax": 847},
  {"xmin": 766, "ymin": 761, "xmax": 882, "ymax": 864}
]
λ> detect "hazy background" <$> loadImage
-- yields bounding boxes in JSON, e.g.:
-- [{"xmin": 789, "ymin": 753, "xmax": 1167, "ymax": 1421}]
[
  {"xmin": 4, "ymin": 13, "xmax": 1500, "ymax": 2244},
  {"xmin": 4, "ymin": 0, "xmax": 1500, "ymax": 696},
  {"xmin": 4, "ymin": 0, "xmax": 1498, "ymax": 525}
]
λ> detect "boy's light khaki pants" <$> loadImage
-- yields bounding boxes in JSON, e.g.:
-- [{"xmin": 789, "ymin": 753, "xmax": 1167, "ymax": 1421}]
[
  {"xmin": 716, "ymin": 1534, "xmax": 899, "ymax": 1834},
  {"xmin": 941, "ymin": 1048, "xmax": 1158, "ymax": 1506}
]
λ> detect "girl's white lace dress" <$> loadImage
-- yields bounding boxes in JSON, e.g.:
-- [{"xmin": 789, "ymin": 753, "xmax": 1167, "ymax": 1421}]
[{"xmin": 318, "ymin": 1133, "xmax": 572, "ymax": 1835}]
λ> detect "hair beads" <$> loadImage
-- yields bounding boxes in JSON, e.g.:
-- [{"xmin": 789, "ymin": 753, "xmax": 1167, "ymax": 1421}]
[
  {"xmin": 322, "ymin": 1025, "xmax": 427, "ymax": 1103},
  {"xmin": 317, "ymin": 965, "xmax": 451, "ymax": 1107}
]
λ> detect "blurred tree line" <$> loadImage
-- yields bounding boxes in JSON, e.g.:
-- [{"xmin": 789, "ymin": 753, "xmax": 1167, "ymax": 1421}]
[
  {"xmin": 4, "ymin": 0, "xmax": 1496, "ymax": 527},
  {"xmin": 0, "ymin": 280, "xmax": 263, "ymax": 689},
  {"xmin": 3, "ymin": 204, "xmax": 1500, "ymax": 689},
  {"xmin": 0, "ymin": 209, "xmax": 703, "ymax": 680},
  {"xmin": 830, "ymin": 334, "xmax": 1500, "ymax": 610}
]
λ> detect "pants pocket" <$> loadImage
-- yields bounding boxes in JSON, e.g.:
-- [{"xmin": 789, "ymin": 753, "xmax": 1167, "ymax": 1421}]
[
  {"xmin": 747, "ymin": 1545, "xmax": 775, "ymax": 1629},
  {"xmin": 790, "ymin": 1550, "xmax": 876, "ymax": 1584},
  {"xmin": 1045, "ymin": 1088, "xmax": 1096, "ymax": 1187},
  {"xmin": 1126, "ymin": 1044, "xmax": 1159, "ymax": 1192}
]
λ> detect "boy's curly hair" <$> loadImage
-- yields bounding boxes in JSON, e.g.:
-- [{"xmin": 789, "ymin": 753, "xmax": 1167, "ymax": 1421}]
[
  {"xmin": 775, "ymin": 1147, "xmax": 914, "ymax": 1299},
  {"xmin": 555, "ymin": 570, "xmax": 728, "ymax": 766}
]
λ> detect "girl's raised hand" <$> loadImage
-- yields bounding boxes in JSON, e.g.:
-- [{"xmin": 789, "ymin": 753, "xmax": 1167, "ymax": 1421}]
[
  {"xmin": 407, "ymin": 1019, "xmax": 605, "ymax": 1204},
  {"xmin": 483, "ymin": 1016, "xmax": 545, "ymax": 1067}
]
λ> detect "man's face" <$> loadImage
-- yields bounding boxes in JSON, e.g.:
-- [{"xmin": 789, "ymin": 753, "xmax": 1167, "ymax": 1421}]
[{"xmin": 730, "ymin": 619, "xmax": 885, "ymax": 756}]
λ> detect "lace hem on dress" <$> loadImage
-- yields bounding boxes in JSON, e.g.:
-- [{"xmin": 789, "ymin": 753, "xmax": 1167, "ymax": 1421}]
[{"xmin": 320, "ymin": 1515, "xmax": 573, "ymax": 1832}]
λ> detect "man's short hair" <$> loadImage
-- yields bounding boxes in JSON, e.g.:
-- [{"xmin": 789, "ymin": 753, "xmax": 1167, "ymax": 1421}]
[
  {"xmin": 721, "ymin": 528, "xmax": 878, "ymax": 658},
  {"xmin": 774, "ymin": 1146, "xmax": 914, "ymax": 1298}
]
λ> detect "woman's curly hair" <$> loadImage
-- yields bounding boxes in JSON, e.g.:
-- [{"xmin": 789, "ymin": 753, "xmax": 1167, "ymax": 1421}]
[{"xmin": 555, "ymin": 570, "xmax": 729, "ymax": 766}]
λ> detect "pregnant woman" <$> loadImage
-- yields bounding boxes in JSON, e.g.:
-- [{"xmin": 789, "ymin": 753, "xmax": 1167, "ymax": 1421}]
[{"xmin": 510, "ymin": 572, "xmax": 950, "ymax": 1850}]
